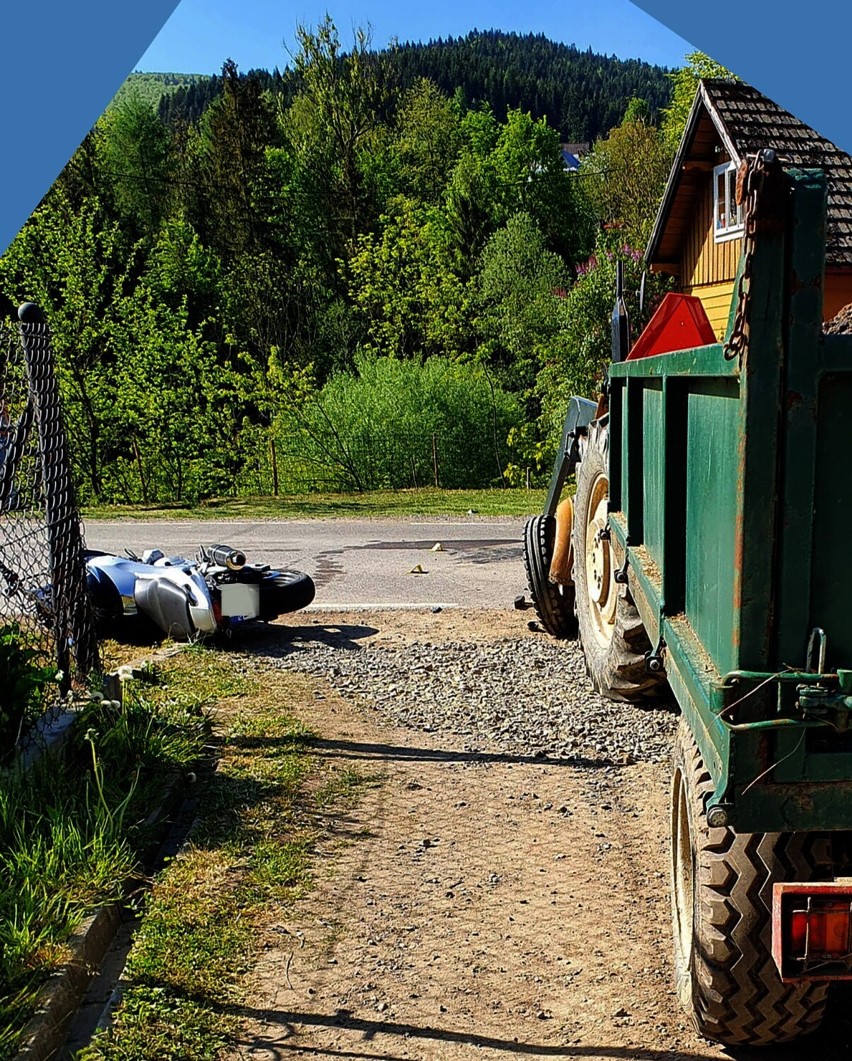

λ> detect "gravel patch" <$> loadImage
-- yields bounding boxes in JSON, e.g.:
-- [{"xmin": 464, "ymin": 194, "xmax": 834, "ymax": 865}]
[{"xmin": 267, "ymin": 633, "xmax": 678, "ymax": 765}]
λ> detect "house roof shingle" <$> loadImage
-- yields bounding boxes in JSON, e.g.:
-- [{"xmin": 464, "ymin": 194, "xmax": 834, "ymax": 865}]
[{"xmin": 647, "ymin": 79, "xmax": 852, "ymax": 268}]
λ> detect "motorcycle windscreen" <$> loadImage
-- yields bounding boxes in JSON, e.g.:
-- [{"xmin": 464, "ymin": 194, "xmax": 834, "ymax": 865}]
[{"xmin": 135, "ymin": 578, "xmax": 196, "ymax": 639}]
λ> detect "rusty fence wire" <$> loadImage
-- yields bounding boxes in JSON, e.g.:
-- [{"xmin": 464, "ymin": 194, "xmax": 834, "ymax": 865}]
[{"xmin": 0, "ymin": 307, "xmax": 99, "ymax": 757}]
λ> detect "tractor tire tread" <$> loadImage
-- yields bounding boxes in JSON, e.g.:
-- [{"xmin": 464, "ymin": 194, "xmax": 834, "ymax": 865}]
[
  {"xmin": 672, "ymin": 721, "xmax": 829, "ymax": 1046},
  {"xmin": 523, "ymin": 513, "xmax": 577, "ymax": 639}
]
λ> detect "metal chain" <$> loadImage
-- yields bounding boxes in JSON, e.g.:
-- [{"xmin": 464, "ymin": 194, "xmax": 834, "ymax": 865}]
[{"xmin": 723, "ymin": 150, "xmax": 776, "ymax": 362}]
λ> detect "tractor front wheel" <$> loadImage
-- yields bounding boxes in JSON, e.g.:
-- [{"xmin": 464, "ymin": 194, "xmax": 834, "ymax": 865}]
[{"xmin": 523, "ymin": 513, "xmax": 577, "ymax": 639}]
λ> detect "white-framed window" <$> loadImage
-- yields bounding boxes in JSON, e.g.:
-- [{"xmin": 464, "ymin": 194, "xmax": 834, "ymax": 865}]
[{"xmin": 713, "ymin": 161, "xmax": 744, "ymax": 241}]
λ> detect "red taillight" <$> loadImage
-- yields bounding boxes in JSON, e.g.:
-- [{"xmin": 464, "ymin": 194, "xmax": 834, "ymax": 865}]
[
  {"xmin": 787, "ymin": 903, "xmax": 852, "ymax": 958},
  {"xmin": 774, "ymin": 883, "xmax": 852, "ymax": 980}
]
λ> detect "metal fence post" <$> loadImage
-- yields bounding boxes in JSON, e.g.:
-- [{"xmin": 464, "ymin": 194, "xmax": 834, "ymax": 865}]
[{"xmin": 17, "ymin": 303, "xmax": 99, "ymax": 691}]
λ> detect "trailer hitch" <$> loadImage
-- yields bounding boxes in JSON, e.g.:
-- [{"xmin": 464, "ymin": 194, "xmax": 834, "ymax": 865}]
[{"xmin": 718, "ymin": 668, "xmax": 843, "ymax": 732}]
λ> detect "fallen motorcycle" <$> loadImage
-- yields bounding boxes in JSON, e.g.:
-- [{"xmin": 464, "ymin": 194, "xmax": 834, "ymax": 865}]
[{"xmin": 84, "ymin": 543, "xmax": 315, "ymax": 640}]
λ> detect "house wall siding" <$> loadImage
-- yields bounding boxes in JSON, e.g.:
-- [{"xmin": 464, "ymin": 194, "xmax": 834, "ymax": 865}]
[
  {"xmin": 681, "ymin": 176, "xmax": 742, "ymax": 288},
  {"xmin": 679, "ymin": 175, "xmax": 742, "ymax": 339},
  {"xmin": 681, "ymin": 280, "xmax": 736, "ymax": 339}
]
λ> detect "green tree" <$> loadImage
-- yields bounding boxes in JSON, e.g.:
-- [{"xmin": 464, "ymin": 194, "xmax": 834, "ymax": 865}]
[
  {"xmin": 661, "ymin": 51, "xmax": 738, "ymax": 154},
  {"xmin": 346, "ymin": 198, "xmax": 472, "ymax": 361},
  {"xmin": 0, "ymin": 191, "xmax": 132, "ymax": 499},
  {"xmin": 393, "ymin": 78, "xmax": 463, "ymax": 202},
  {"xmin": 475, "ymin": 212, "xmax": 567, "ymax": 397},
  {"xmin": 287, "ymin": 17, "xmax": 392, "ymax": 245},
  {"xmin": 197, "ymin": 59, "xmax": 276, "ymax": 255},
  {"xmin": 97, "ymin": 95, "xmax": 174, "ymax": 235},
  {"xmin": 144, "ymin": 216, "xmax": 221, "ymax": 322},
  {"xmin": 584, "ymin": 116, "xmax": 671, "ymax": 247},
  {"xmin": 444, "ymin": 150, "xmax": 500, "ymax": 274},
  {"xmin": 623, "ymin": 96, "xmax": 651, "ymax": 123},
  {"xmin": 107, "ymin": 287, "xmax": 241, "ymax": 502}
]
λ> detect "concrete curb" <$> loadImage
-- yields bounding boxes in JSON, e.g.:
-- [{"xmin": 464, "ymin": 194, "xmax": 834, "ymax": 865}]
[
  {"xmin": 12, "ymin": 648, "xmax": 191, "ymax": 1059},
  {"xmin": 15, "ymin": 905, "xmax": 122, "ymax": 1061}
]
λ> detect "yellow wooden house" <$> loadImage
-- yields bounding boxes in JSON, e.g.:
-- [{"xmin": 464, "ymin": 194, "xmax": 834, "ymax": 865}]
[{"xmin": 646, "ymin": 79, "xmax": 852, "ymax": 336}]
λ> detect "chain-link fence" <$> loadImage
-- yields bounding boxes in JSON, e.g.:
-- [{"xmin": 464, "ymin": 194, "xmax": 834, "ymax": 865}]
[
  {"xmin": 0, "ymin": 305, "xmax": 99, "ymax": 756},
  {"xmin": 237, "ymin": 431, "xmax": 511, "ymax": 497}
]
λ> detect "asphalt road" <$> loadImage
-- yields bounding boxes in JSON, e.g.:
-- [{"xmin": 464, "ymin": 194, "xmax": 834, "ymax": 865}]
[{"xmin": 83, "ymin": 517, "xmax": 530, "ymax": 610}]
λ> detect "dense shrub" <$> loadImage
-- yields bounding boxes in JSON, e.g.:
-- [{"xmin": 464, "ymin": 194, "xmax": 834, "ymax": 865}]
[{"xmin": 275, "ymin": 355, "xmax": 523, "ymax": 491}]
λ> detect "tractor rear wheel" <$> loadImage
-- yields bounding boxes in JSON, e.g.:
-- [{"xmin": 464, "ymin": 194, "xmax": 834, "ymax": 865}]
[
  {"xmin": 572, "ymin": 418, "xmax": 664, "ymax": 700},
  {"xmin": 671, "ymin": 721, "xmax": 830, "ymax": 1045},
  {"xmin": 523, "ymin": 513, "xmax": 577, "ymax": 638}
]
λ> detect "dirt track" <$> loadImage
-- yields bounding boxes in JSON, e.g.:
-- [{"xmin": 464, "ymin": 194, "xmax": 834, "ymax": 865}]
[{"xmin": 228, "ymin": 610, "xmax": 852, "ymax": 1061}]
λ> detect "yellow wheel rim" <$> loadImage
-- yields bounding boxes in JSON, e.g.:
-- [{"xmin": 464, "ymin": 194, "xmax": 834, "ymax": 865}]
[{"xmin": 583, "ymin": 471, "xmax": 617, "ymax": 648}]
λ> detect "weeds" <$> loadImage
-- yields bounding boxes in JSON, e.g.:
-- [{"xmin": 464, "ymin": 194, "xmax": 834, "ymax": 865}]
[
  {"xmin": 81, "ymin": 651, "xmax": 376, "ymax": 1061},
  {"xmin": 0, "ymin": 623, "xmax": 58, "ymax": 754},
  {"xmin": 0, "ymin": 675, "xmax": 209, "ymax": 1059}
]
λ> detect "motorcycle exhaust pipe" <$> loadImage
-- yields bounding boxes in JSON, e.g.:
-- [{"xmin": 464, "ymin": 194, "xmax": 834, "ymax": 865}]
[{"xmin": 207, "ymin": 544, "xmax": 247, "ymax": 570}]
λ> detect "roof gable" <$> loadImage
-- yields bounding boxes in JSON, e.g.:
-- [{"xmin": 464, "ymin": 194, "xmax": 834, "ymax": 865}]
[{"xmin": 647, "ymin": 79, "xmax": 852, "ymax": 269}]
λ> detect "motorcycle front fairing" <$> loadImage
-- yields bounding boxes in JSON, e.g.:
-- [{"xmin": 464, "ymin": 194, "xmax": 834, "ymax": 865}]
[
  {"xmin": 134, "ymin": 567, "xmax": 217, "ymax": 637},
  {"xmin": 86, "ymin": 553, "xmax": 217, "ymax": 637}
]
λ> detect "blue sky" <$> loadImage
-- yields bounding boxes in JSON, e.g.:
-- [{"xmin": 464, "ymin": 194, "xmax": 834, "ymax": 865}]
[
  {"xmin": 138, "ymin": 0, "xmax": 695, "ymax": 75},
  {"xmin": 5, "ymin": 0, "xmax": 849, "ymax": 258}
]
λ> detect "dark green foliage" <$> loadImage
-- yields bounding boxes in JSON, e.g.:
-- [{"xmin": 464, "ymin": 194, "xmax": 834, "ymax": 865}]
[
  {"xmin": 149, "ymin": 31, "xmax": 672, "ymax": 144},
  {"xmin": 274, "ymin": 356, "xmax": 522, "ymax": 491},
  {"xmin": 476, "ymin": 212, "xmax": 569, "ymax": 399},
  {"xmin": 110, "ymin": 73, "xmax": 211, "ymax": 113},
  {"xmin": 0, "ymin": 22, "xmax": 688, "ymax": 503},
  {"xmin": 386, "ymin": 31, "xmax": 672, "ymax": 142},
  {"xmin": 98, "ymin": 97, "xmax": 175, "ymax": 235},
  {"xmin": 0, "ymin": 626, "xmax": 56, "ymax": 753}
]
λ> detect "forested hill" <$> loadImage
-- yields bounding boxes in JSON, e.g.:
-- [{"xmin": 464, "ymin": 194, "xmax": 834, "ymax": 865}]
[
  {"xmin": 112, "ymin": 72, "xmax": 210, "ymax": 112},
  {"xmin": 1, "ymin": 19, "xmax": 688, "ymax": 506},
  {"xmin": 154, "ymin": 30, "xmax": 671, "ymax": 141},
  {"xmin": 384, "ymin": 32, "xmax": 671, "ymax": 141}
]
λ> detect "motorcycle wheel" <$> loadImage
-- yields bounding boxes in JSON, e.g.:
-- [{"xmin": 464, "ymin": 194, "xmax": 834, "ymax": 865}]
[{"xmin": 258, "ymin": 570, "xmax": 316, "ymax": 620}]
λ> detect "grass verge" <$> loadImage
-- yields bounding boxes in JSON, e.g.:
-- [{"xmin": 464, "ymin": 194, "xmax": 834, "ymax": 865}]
[
  {"xmin": 78, "ymin": 646, "xmax": 376, "ymax": 1061},
  {"xmin": 0, "ymin": 674, "xmax": 208, "ymax": 1060},
  {"xmin": 82, "ymin": 486, "xmax": 546, "ymax": 521}
]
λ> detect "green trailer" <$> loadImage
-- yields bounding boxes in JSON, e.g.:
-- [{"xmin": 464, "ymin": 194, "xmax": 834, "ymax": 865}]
[{"xmin": 524, "ymin": 158, "xmax": 852, "ymax": 1045}]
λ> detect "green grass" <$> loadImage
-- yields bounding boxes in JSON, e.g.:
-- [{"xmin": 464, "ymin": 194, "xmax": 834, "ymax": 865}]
[
  {"xmin": 82, "ymin": 487, "xmax": 547, "ymax": 521},
  {"xmin": 79, "ymin": 650, "xmax": 377, "ymax": 1061},
  {"xmin": 0, "ymin": 680, "xmax": 209, "ymax": 1060}
]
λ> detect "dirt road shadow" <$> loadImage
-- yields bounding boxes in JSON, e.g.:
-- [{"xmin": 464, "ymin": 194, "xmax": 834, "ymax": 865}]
[{"xmin": 245, "ymin": 621, "xmax": 380, "ymax": 656}]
